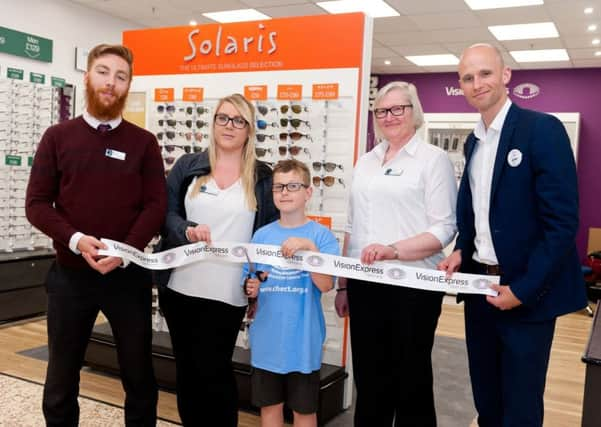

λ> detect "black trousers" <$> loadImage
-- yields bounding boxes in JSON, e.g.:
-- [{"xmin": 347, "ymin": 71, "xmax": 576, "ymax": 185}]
[
  {"xmin": 159, "ymin": 287, "xmax": 246, "ymax": 427},
  {"xmin": 43, "ymin": 262, "xmax": 157, "ymax": 427},
  {"xmin": 347, "ymin": 279, "xmax": 443, "ymax": 427}
]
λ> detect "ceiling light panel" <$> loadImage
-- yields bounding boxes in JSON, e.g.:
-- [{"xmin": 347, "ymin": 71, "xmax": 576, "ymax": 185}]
[
  {"xmin": 405, "ymin": 54, "xmax": 459, "ymax": 66},
  {"xmin": 316, "ymin": 0, "xmax": 400, "ymax": 18},
  {"xmin": 464, "ymin": 0, "xmax": 544, "ymax": 10},
  {"xmin": 489, "ymin": 22, "xmax": 559, "ymax": 40},
  {"xmin": 510, "ymin": 48, "xmax": 569, "ymax": 62},
  {"xmin": 202, "ymin": 9, "xmax": 270, "ymax": 23}
]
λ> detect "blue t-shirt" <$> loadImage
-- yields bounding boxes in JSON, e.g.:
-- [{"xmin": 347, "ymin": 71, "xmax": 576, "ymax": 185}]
[{"xmin": 243, "ymin": 220, "xmax": 339, "ymax": 374}]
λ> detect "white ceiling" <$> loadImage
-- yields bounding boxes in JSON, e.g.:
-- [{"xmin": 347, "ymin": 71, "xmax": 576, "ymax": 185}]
[{"xmin": 68, "ymin": 0, "xmax": 601, "ymax": 73}]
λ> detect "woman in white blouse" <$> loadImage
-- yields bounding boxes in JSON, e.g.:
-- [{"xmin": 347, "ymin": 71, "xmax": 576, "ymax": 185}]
[
  {"xmin": 155, "ymin": 93, "xmax": 278, "ymax": 426},
  {"xmin": 335, "ymin": 81, "xmax": 457, "ymax": 427}
]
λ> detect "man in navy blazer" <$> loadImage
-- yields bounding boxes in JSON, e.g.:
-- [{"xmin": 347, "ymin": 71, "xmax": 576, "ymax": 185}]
[{"xmin": 439, "ymin": 44, "xmax": 587, "ymax": 427}]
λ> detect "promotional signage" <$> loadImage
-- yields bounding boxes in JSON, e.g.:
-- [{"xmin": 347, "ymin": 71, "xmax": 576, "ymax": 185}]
[
  {"xmin": 244, "ymin": 85, "xmax": 267, "ymax": 100},
  {"xmin": 5, "ymin": 155, "xmax": 22, "ymax": 166},
  {"xmin": 30, "ymin": 72, "xmax": 45, "ymax": 84},
  {"xmin": 7, "ymin": 67, "xmax": 23, "ymax": 80},
  {"xmin": 123, "ymin": 14, "xmax": 364, "ymax": 75},
  {"xmin": 0, "ymin": 26, "xmax": 53, "ymax": 62},
  {"xmin": 182, "ymin": 87, "xmax": 204, "ymax": 102},
  {"xmin": 51, "ymin": 77, "xmax": 65, "ymax": 87}
]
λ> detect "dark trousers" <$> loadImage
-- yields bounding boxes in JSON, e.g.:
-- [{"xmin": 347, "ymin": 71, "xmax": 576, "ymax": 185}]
[
  {"xmin": 43, "ymin": 262, "xmax": 157, "ymax": 427},
  {"xmin": 464, "ymin": 295, "xmax": 556, "ymax": 427},
  {"xmin": 347, "ymin": 279, "xmax": 444, "ymax": 427},
  {"xmin": 159, "ymin": 287, "xmax": 246, "ymax": 427}
]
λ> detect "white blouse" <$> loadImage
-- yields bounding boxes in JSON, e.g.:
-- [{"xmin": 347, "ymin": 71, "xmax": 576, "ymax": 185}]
[
  {"xmin": 168, "ymin": 177, "xmax": 255, "ymax": 306},
  {"xmin": 345, "ymin": 134, "xmax": 457, "ymax": 269}
]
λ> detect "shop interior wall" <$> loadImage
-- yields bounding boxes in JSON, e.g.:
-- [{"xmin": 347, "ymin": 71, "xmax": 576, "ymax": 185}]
[
  {"xmin": 0, "ymin": 0, "xmax": 143, "ymax": 114},
  {"xmin": 374, "ymin": 69, "xmax": 601, "ymax": 260}
]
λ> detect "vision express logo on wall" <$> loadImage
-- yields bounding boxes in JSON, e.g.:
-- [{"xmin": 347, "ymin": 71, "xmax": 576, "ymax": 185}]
[{"xmin": 444, "ymin": 83, "xmax": 541, "ymax": 99}]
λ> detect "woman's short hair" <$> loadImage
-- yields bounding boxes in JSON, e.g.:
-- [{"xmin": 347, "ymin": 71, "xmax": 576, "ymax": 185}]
[{"xmin": 372, "ymin": 81, "xmax": 424, "ymax": 141}]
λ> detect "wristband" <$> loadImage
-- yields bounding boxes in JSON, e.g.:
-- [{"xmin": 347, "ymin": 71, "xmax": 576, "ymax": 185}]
[{"xmin": 387, "ymin": 244, "xmax": 399, "ymax": 260}]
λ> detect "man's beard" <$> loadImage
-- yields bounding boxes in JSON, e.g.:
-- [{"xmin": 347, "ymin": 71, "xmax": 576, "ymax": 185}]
[{"xmin": 85, "ymin": 80, "xmax": 128, "ymax": 120}]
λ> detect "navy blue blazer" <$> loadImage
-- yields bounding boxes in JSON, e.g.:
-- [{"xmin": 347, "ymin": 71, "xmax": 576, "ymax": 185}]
[{"xmin": 456, "ymin": 103, "xmax": 587, "ymax": 321}]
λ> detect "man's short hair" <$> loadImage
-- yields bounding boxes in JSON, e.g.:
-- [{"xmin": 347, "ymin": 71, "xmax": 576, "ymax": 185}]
[
  {"xmin": 273, "ymin": 159, "xmax": 311, "ymax": 186},
  {"xmin": 87, "ymin": 44, "xmax": 134, "ymax": 80}
]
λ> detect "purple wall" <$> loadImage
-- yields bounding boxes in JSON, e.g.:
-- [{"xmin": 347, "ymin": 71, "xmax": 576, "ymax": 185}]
[{"xmin": 374, "ymin": 69, "xmax": 601, "ymax": 259}]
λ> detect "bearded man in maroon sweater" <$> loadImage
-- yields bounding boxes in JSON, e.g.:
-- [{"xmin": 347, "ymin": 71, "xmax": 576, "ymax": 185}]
[{"xmin": 26, "ymin": 44, "xmax": 166, "ymax": 427}]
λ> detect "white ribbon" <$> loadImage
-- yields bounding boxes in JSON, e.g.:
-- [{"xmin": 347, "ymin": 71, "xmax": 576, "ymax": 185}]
[{"xmin": 99, "ymin": 238, "xmax": 498, "ymax": 296}]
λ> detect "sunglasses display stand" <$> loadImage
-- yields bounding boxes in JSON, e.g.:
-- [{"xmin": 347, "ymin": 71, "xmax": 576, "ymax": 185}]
[
  {"xmin": 0, "ymin": 77, "xmax": 66, "ymax": 253},
  {"xmin": 152, "ymin": 101, "xmax": 213, "ymax": 175}
]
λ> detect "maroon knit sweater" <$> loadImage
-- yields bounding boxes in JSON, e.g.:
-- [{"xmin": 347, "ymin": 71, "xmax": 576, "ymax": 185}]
[{"xmin": 26, "ymin": 116, "xmax": 167, "ymax": 269}]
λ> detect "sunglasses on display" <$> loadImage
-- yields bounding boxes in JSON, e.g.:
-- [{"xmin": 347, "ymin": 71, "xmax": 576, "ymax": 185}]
[
  {"xmin": 157, "ymin": 104, "xmax": 176, "ymax": 114},
  {"xmin": 182, "ymin": 132, "xmax": 209, "ymax": 142},
  {"xmin": 158, "ymin": 119, "xmax": 177, "ymax": 127},
  {"xmin": 193, "ymin": 146, "xmax": 208, "ymax": 153},
  {"xmin": 280, "ymin": 104, "xmax": 307, "ymax": 114},
  {"xmin": 374, "ymin": 104, "xmax": 413, "ymax": 119},
  {"xmin": 214, "ymin": 113, "xmax": 248, "ymax": 129},
  {"xmin": 257, "ymin": 119, "xmax": 279, "ymax": 130},
  {"xmin": 164, "ymin": 157, "xmax": 176, "ymax": 165},
  {"xmin": 279, "ymin": 132, "xmax": 312, "ymax": 142},
  {"xmin": 255, "ymin": 147, "xmax": 272, "ymax": 157},
  {"xmin": 312, "ymin": 162, "xmax": 344, "ymax": 172},
  {"xmin": 256, "ymin": 105, "xmax": 276, "ymax": 116},
  {"xmin": 272, "ymin": 182, "xmax": 308, "ymax": 193},
  {"xmin": 280, "ymin": 118, "xmax": 311, "ymax": 129},
  {"xmin": 185, "ymin": 106, "xmax": 209, "ymax": 115},
  {"xmin": 256, "ymin": 133, "xmax": 276, "ymax": 142},
  {"xmin": 184, "ymin": 120, "xmax": 208, "ymax": 129},
  {"xmin": 162, "ymin": 144, "xmax": 192, "ymax": 154},
  {"xmin": 313, "ymin": 176, "xmax": 346, "ymax": 188},
  {"xmin": 278, "ymin": 146, "xmax": 311, "ymax": 158},
  {"xmin": 157, "ymin": 131, "xmax": 176, "ymax": 140}
]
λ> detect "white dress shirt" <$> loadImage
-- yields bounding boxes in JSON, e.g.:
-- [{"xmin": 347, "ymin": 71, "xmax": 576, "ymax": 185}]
[
  {"xmin": 168, "ymin": 177, "xmax": 255, "ymax": 306},
  {"xmin": 468, "ymin": 99, "xmax": 512, "ymax": 265},
  {"xmin": 345, "ymin": 134, "xmax": 457, "ymax": 269}
]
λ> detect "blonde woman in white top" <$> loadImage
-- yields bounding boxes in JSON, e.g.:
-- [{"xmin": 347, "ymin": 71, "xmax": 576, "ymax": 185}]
[
  {"xmin": 155, "ymin": 93, "xmax": 278, "ymax": 426},
  {"xmin": 335, "ymin": 82, "xmax": 457, "ymax": 427}
]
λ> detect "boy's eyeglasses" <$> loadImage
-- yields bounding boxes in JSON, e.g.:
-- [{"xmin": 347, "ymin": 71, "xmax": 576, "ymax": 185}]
[
  {"xmin": 280, "ymin": 118, "xmax": 311, "ymax": 129},
  {"xmin": 312, "ymin": 162, "xmax": 344, "ymax": 172},
  {"xmin": 214, "ymin": 113, "xmax": 248, "ymax": 129},
  {"xmin": 313, "ymin": 176, "xmax": 346, "ymax": 188},
  {"xmin": 374, "ymin": 104, "xmax": 413, "ymax": 119},
  {"xmin": 280, "ymin": 104, "xmax": 307, "ymax": 114},
  {"xmin": 278, "ymin": 146, "xmax": 311, "ymax": 158},
  {"xmin": 272, "ymin": 182, "xmax": 308, "ymax": 192}
]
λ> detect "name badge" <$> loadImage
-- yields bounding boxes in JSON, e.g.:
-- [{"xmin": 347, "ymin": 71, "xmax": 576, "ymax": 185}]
[{"xmin": 105, "ymin": 148, "xmax": 126, "ymax": 161}]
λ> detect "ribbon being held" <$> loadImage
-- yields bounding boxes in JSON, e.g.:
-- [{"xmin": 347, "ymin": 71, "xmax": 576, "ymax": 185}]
[{"xmin": 99, "ymin": 238, "xmax": 498, "ymax": 296}]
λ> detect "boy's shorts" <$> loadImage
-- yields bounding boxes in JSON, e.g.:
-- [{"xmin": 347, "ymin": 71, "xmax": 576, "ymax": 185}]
[{"xmin": 251, "ymin": 367, "xmax": 320, "ymax": 414}]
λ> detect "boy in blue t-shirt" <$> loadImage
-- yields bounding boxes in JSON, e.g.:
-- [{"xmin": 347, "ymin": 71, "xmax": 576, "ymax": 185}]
[{"xmin": 243, "ymin": 159, "xmax": 339, "ymax": 427}]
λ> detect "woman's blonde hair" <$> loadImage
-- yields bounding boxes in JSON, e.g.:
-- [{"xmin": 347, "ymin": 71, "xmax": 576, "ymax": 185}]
[{"xmin": 190, "ymin": 93, "xmax": 257, "ymax": 210}]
